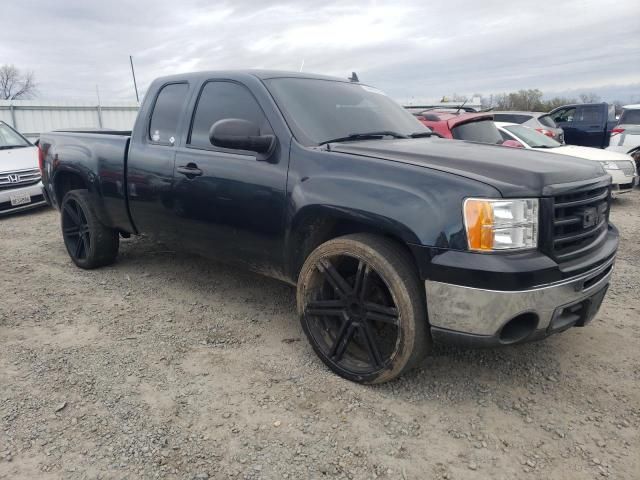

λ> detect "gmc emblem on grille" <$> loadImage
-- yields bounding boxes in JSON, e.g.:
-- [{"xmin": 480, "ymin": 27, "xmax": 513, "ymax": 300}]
[
  {"xmin": 8, "ymin": 174, "xmax": 20, "ymax": 183},
  {"xmin": 581, "ymin": 206, "xmax": 599, "ymax": 229}
]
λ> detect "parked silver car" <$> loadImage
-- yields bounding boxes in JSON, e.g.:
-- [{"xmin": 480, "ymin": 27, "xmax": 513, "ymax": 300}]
[
  {"xmin": 0, "ymin": 121, "xmax": 47, "ymax": 216},
  {"xmin": 492, "ymin": 111, "xmax": 564, "ymax": 143}
]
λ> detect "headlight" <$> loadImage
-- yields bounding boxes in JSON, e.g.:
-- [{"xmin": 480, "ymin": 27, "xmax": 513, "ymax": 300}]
[
  {"xmin": 599, "ymin": 161, "xmax": 620, "ymax": 170},
  {"xmin": 463, "ymin": 198, "xmax": 538, "ymax": 251}
]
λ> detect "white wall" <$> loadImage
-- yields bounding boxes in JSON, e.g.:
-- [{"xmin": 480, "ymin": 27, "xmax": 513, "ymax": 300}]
[{"xmin": 0, "ymin": 100, "xmax": 139, "ymax": 141}]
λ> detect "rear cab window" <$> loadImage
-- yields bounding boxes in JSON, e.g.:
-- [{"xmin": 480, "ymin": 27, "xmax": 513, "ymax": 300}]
[
  {"xmin": 148, "ymin": 83, "xmax": 190, "ymax": 145},
  {"xmin": 451, "ymin": 120, "xmax": 503, "ymax": 144}
]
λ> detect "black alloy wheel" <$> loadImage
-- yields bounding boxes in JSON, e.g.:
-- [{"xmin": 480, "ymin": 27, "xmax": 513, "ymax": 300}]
[
  {"xmin": 62, "ymin": 197, "xmax": 91, "ymax": 261},
  {"xmin": 60, "ymin": 189, "xmax": 119, "ymax": 269},
  {"xmin": 298, "ymin": 234, "xmax": 428, "ymax": 384}
]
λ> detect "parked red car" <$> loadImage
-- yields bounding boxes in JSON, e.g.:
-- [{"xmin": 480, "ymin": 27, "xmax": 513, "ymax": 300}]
[{"xmin": 412, "ymin": 110, "xmax": 505, "ymax": 144}]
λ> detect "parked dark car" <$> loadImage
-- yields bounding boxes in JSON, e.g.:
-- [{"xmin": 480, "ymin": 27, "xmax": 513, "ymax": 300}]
[
  {"xmin": 549, "ymin": 103, "xmax": 617, "ymax": 148},
  {"xmin": 39, "ymin": 71, "xmax": 618, "ymax": 384},
  {"xmin": 491, "ymin": 111, "xmax": 564, "ymax": 143}
]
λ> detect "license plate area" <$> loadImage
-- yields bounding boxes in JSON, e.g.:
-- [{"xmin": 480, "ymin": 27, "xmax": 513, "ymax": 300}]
[
  {"xmin": 548, "ymin": 285, "xmax": 609, "ymax": 333},
  {"xmin": 10, "ymin": 192, "xmax": 31, "ymax": 206}
]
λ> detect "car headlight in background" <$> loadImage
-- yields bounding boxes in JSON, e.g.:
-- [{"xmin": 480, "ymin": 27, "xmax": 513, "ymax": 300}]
[
  {"xmin": 599, "ymin": 161, "xmax": 620, "ymax": 170},
  {"xmin": 463, "ymin": 198, "xmax": 538, "ymax": 251}
]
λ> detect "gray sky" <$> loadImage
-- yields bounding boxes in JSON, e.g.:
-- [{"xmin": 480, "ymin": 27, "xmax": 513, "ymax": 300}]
[{"xmin": 3, "ymin": 0, "xmax": 639, "ymax": 103}]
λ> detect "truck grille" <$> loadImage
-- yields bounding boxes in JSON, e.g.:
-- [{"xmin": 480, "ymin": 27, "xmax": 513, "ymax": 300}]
[
  {"xmin": 612, "ymin": 160, "xmax": 635, "ymax": 176},
  {"xmin": 551, "ymin": 185, "xmax": 610, "ymax": 262},
  {"xmin": 0, "ymin": 168, "xmax": 41, "ymax": 190}
]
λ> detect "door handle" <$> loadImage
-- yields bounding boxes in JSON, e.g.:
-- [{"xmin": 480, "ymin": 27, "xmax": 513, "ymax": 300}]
[{"xmin": 177, "ymin": 164, "xmax": 203, "ymax": 177}]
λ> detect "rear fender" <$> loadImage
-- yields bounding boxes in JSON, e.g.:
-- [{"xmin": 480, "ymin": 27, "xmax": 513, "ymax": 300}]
[{"xmin": 52, "ymin": 164, "xmax": 113, "ymax": 229}]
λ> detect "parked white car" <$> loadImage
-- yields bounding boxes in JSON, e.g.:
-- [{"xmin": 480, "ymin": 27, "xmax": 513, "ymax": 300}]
[
  {"xmin": 0, "ymin": 121, "xmax": 47, "ymax": 216},
  {"xmin": 495, "ymin": 121, "xmax": 638, "ymax": 196},
  {"xmin": 607, "ymin": 104, "xmax": 640, "ymax": 171}
]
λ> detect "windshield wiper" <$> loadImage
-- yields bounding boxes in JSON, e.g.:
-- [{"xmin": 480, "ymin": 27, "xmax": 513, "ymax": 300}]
[
  {"xmin": 531, "ymin": 145, "xmax": 555, "ymax": 149},
  {"xmin": 410, "ymin": 131, "xmax": 443, "ymax": 138},
  {"xmin": 0, "ymin": 145, "xmax": 28, "ymax": 150},
  {"xmin": 319, "ymin": 131, "xmax": 408, "ymax": 146}
]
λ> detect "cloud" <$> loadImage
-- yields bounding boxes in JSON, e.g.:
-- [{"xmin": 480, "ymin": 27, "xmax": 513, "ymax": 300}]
[{"xmin": 2, "ymin": 0, "xmax": 639, "ymax": 102}]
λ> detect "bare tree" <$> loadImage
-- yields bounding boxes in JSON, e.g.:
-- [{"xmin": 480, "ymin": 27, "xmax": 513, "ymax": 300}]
[
  {"xmin": 491, "ymin": 89, "xmax": 544, "ymax": 111},
  {"xmin": 578, "ymin": 92, "xmax": 601, "ymax": 104},
  {"xmin": 0, "ymin": 65, "xmax": 37, "ymax": 100},
  {"xmin": 540, "ymin": 96, "xmax": 577, "ymax": 111}
]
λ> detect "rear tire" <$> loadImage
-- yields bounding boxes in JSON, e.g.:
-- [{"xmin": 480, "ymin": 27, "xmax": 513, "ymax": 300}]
[
  {"xmin": 297, "ymin": 233, "xmax": 429, "ymax": 384},
  {"xmin": 60, "ymin": 189, "xmax": 119, "ymax": 269}
]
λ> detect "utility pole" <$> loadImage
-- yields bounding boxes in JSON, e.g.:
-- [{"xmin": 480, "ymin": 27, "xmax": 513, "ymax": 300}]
[
  {"xmin": 129, "ymin": 55, "xmax": 140, "ymax": 103},
  {"xmin": 96, "ymin": 84, "xmax": 103, "ymax": 128}
]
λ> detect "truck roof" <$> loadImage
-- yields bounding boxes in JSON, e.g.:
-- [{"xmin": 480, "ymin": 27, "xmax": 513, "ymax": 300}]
[{"xmin": 151, "ymin": 69, "xmax": 353, "ymax": 84}]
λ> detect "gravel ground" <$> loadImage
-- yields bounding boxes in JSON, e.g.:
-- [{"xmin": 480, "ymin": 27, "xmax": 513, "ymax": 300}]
[{"xmin": 1, "ymin": 192, "xmax": 639, "ymax": 480}]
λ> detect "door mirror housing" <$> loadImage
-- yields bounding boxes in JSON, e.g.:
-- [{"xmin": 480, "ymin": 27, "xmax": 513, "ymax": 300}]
[
  {"xmin": 209, "ymin": 119, "xmax": 275, "ymax": 157},
  {"xmin": 502, "ymin": 139, "xmax": 524, "ymax": 149}
]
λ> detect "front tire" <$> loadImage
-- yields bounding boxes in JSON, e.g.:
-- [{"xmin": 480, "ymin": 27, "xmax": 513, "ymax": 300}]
[
  {"xmin": 297, "ymin": 234, "xmax": 429, "ymax": 384},
  {"xmin": 60, "ymin": 189, "xmax": 119, "ymax": 269}
]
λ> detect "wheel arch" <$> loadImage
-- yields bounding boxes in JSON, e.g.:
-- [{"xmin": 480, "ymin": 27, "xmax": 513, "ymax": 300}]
[
  {"xmin": 54, "ymin": 169, "xmax": 90, "ymax": 206},
  {"xmin": 285, "ymin": 205, "xmax": 420, "ymax": 282},
  {"xmin": 53, "ymin": 168, "xmax": 114, "ymax": 229}
]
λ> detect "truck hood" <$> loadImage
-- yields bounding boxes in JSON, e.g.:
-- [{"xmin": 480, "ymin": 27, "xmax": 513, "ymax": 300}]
[
  {"xmin": 330, "ymin": 138, "xmax": 607, "ymax": 197},
  {"xmin": 0, "ymin": 146, "xmax": 39, "ymax": 173}
]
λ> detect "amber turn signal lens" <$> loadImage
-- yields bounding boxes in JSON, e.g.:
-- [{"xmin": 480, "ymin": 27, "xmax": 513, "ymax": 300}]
[
  {"xmin": 463, "ymin": 198, "xmax": 538, "ymax": 251},
  {"xmin": 464, "ymin": 199, "xmax": 495, "ymax": 251}
]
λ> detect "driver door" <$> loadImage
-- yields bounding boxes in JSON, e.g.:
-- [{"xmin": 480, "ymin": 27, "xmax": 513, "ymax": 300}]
[{"xmin": 172, "ymin": 80, "xmax": 288, "ymax": 274}]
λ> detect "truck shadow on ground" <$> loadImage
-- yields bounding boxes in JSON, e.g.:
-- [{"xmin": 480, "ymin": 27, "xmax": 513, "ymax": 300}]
[{"xmin": 110, "ymin": 234, "xmax": 566, "ymax": 397}]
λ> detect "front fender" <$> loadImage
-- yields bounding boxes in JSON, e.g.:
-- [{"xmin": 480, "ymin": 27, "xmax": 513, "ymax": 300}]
[{"xmin": 287, "ymin": 144, "xmax": 501, "ymax": 249}]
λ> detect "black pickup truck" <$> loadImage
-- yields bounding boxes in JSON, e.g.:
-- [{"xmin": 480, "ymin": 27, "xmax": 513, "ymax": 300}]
[{"xmin": 39, "ymin": 71, "xmax": 618, "ymax": 384}]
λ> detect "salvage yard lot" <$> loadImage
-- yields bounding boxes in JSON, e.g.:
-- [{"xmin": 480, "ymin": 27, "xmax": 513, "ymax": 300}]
[{"xmin": 1, "ymin": 193, "xmax": 639, "ymax": 480}]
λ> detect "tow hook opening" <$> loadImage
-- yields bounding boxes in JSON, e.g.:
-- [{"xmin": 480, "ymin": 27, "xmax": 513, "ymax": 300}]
[{"xmin": 499, "ymin": 313, "xmax": 539, "ymax": 344}]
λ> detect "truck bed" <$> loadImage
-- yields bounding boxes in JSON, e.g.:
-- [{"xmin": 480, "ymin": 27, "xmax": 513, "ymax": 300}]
[
  {"xmin": 52, "ymin": 129, "xmax": 132, "ymax": 136},
  {"xmin": 40, "ymin": 130, "xmax": 135, "ymax": 233}
]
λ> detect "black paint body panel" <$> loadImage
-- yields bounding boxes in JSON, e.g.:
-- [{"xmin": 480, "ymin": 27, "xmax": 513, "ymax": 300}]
[{"xmin": 40, "ymin": 70, "xmax": 617, "ymax": 289}]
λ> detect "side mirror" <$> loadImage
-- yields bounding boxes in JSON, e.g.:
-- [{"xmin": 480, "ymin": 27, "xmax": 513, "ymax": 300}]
[
  {"xmin": 209, "ymin": 119, "xmax": 275, "ymax": 157},
  {"xmin": 502, "ymin": 139, "xmax": 524, "ymax": 148}
]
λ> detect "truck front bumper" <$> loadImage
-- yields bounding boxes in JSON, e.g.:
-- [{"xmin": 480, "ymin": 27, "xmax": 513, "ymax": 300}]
[{"xmin": 425, "ymin": 252, "xmax": 615, "ymax": 347}]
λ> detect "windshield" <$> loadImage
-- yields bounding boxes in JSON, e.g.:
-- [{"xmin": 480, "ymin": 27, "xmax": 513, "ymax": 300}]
[
  {"xmin": 451, "ymin": 120, "xmax": 503, "ymax": 144},
  {"xmin": 505, "ymin": 125, "xmax": 561, "ymax": 148},
  {"xmin": 0, "ymin": 122, "xmax": 30, "ymax": 149},
  {"xmin": 264, "ymin": 78, "xmax": 429, "ymax": 145}
]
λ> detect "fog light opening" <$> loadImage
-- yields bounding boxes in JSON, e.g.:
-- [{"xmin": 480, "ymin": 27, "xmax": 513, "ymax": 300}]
[{"xmin": 499, "ymin": 313, "xmax": 539, "ymax": 344}]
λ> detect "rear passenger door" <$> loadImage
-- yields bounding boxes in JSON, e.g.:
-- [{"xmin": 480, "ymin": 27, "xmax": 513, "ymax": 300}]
[
  {"xmin": 171, "ymin": 80, "xmax": 289, "ymax": 273},
  {"xmin": 127, "ymin": 82, "xmax": 191, "ymax": 240}
]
